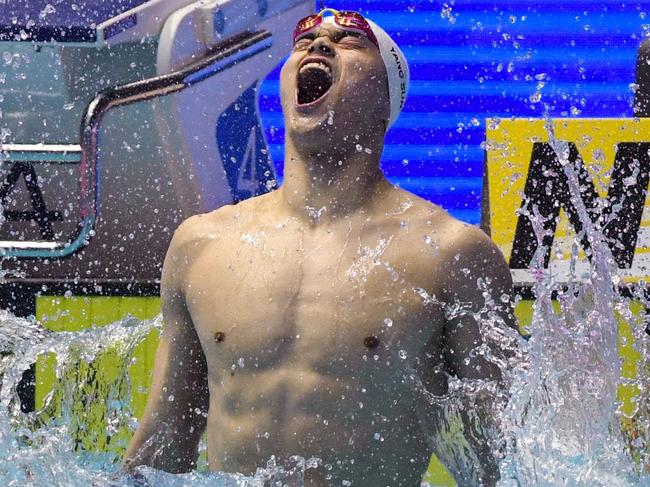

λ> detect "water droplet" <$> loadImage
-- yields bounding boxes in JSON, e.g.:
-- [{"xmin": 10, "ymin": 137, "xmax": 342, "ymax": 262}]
[
  {"xmin": 39, "ymin": 3, "xmax": 56, "ymax": 20},
  {"xmin": 440, "ymin": 3, "xmax": 456, "ymax": 24}
]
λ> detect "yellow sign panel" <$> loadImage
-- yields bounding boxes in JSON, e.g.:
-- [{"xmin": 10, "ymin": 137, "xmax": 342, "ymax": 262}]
[{"xmin": 486, "ymin": 118, "xmax": 650, "ymax": 285}]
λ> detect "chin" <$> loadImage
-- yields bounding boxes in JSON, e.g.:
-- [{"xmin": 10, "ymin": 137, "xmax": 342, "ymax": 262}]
[
  {"xmin": 286, "ymin": 110, "xmax": 336, "ymax": 144},
  {"xmin": 288, "ymin": 110, "xmax": 382, "ymax": 156}
]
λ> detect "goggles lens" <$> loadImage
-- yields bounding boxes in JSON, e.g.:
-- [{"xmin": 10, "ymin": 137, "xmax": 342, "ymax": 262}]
[{"xmin": 292, "ymin": 9, "xmax": 379, "ymax": 48}]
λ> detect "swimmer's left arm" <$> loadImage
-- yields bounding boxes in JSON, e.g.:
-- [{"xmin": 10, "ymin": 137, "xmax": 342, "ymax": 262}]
[
  {"xmin": 441, "ymin": 225, "xmax": 517, "ymax": 382},
  {"xmin": 437, "ymin": 224, "xmax": 518, "ymax": 486}
]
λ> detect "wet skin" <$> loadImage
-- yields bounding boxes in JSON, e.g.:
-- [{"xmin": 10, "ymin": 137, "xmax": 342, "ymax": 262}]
[{"xmin": 125, "ymin": 22, "xmax": 514, "ymax": 486}]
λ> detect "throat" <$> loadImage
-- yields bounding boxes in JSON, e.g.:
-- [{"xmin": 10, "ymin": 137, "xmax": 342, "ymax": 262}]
[
  {"xmin": 282, "ymin": 125, "xmax": 389, "ymax": 221},
  {"xmin": 280, "ymin": 160, "xmax": 389, "ymax": 223}
]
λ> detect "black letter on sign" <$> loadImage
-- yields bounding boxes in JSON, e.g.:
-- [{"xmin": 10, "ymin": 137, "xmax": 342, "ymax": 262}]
[
  {"xmin": 0, "ymin": 162, "xmax": 61, "ymax": 240},
  {"xmin": 510, "ymin": 142, "xmax": 650, "ymax": 269}
]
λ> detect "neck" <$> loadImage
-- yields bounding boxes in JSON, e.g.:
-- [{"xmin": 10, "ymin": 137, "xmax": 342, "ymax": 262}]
[{"xmin": 279, "ymin": 130, "xmax": 389, "ymax": 225}]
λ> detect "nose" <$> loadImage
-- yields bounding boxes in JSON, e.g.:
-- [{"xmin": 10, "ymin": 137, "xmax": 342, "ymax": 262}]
[{"xmin": 308, "ymin": 38, "xmax": 334, "ymax": 56}]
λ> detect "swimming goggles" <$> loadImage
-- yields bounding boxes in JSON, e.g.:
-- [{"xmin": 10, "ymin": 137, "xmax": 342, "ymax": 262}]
[{"xmin": 292, "ymin": 8, "xmax": 379, "ymax": 48}]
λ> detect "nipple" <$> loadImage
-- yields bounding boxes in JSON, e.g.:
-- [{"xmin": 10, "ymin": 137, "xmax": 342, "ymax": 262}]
[
  {"xmin": 214, "ymin": 332, "xmax": 226, "ymax": 343},
  {"xmin": 364, "ymin": 335, "xmax": 380, "ymax": 349}
]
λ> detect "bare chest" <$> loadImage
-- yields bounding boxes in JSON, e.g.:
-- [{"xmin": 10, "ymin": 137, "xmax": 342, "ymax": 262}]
[{"xmin": 184, "ymin": 227, "xmax": 444, "ymax": 377}]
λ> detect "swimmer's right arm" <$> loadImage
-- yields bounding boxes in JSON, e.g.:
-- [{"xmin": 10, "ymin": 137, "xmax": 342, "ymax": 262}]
[{"xmin": 123, "ymin": 221, "xmax": 209, "ymax": 474}]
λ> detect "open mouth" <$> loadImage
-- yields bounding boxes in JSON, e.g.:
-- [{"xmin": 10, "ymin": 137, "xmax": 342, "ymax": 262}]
[{"xmin": 296, "ymin": 61, "xmax": 333, "ymax": 106}]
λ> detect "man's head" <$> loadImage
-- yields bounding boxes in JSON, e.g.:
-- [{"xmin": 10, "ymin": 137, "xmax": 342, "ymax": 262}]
[{"xmin": 280, "ymin": 9, "xmax": 409, "ymax": 149}]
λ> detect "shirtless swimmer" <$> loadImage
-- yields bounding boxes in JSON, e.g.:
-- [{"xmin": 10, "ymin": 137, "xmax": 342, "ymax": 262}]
[{"xmin": 124, "ymin": 8, "xmax": 517, "ymax": 486}]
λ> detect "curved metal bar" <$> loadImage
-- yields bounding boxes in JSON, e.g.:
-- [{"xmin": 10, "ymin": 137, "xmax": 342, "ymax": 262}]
[{"xmin": 2, "ymin": 29, "xmax": 273, "ymax": 259}]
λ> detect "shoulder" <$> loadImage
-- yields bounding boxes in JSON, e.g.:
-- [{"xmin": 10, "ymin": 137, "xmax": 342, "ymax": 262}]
[
  {"xmin": 387, "ymin": 188, "xmax": 470, "ymax": 258},
  {"xmin": 169, "ymin": 192, "xmax": 275, "ymax": 251},
  {"xmin": 167, "ymin": 210, "xmax": 226, "ymax": 257},
  {"xmin": 162, "ymin": 211, "xmax": 227, "ymax": 289},
  {"xmin": 171, "ymin": 206, "xmax": 232, "ymax": 246},
  {"xmin": 436, "ymin": 218, "xmax": 512, "ymax": 304},
  {"xmin": 438, "ymin": 219, "xmax": 502, "ymax": 264},
  {"xmin": 393, "ymin": 187, "xmax": 502, "ymax": 269},
  {"xmin": 395, "ymin": 193, "xmax": 511, "ymax": 296}
]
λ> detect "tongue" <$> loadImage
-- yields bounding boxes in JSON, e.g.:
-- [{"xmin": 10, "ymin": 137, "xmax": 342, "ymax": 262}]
[{"xmin": 297, "ymin": 68, "xmax": 332, "ymax": 105}]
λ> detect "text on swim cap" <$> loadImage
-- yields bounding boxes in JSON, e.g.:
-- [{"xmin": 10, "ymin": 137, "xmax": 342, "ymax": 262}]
[{"xmin": 390, "ymin": 47, "xmax": 407, "ymax": 109}]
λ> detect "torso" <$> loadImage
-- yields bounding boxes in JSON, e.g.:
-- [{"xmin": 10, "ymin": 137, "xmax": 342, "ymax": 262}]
[{"xmin": 183, "ymin": 189, "xmax": 459, "ymax": 486}]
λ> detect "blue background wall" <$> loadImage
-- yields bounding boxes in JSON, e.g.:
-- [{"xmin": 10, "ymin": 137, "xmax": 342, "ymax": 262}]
[{"xmin": 259, "ymin": 0, "xmax": 650, "ymax": 224}]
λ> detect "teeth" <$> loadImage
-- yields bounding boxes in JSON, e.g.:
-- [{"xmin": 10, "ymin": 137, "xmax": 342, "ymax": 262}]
[{"xmin": 299, "ymin": 62, "xmax": 332, "ymax": 77}]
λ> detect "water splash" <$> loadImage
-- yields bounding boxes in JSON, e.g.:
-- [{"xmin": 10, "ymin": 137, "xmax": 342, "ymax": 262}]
[
  {"xmin": 494, "ymin": 120, "xmax": 645, "ymax": 485},
  {"xmin": 402, "ymin": 117, "xmax": 649, "ymax": 486}
]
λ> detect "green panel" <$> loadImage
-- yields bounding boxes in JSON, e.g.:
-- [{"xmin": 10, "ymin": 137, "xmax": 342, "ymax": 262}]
[
  {"xmin": 38, "ymin": 296, "xmax": 92, "ymax": 331},
  {"xmin": 35, "ymin": 295, "xmax": 161, "ymax": 451},
  {"xmin": 35, "ymin": 353, "xmax": 57, "ymax": 411},
  {"xmin": 36, "ymin": 296, "xmax": 94, "ymax": 409},
  {"xmin": 514, "ymin": 298, "xmax": 533, "ymax": 333},
  {"xmin": 514, "ymin": 299, "xmax": 562, "ymax": 334},
  {"xmin": 424, "ymin": 454, "xmax": 456, "ymax": 486},
  {"xmin": 617, "ymin": 301, "xmax": 644, "ymax": 418},
  {"xmin": 129, "ymin": 327, "xmax": 160, "ymax": 418},
  {"xmin": 90, "ymin": 297, "xmax": 126, "ymax": 326}
]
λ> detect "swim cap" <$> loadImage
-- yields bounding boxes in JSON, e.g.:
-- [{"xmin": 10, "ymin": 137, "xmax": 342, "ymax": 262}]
[{"xmin": 322, "ymin": 16, "xmax": 410, "ymax": 129}]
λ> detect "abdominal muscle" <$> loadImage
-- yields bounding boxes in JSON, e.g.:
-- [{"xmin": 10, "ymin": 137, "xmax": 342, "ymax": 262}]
[{"xmin": 204, "ymin": 362, "xmax": 432, "ymax": 485}]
